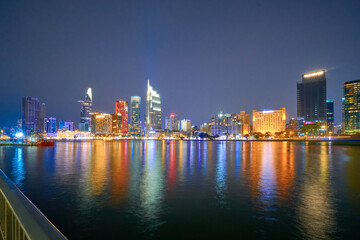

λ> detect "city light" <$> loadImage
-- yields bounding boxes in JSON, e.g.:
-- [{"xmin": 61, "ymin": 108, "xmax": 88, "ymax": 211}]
[
  {"xmin": 303, "ymin": 70, "xmax": 325, "ymax": 78},
  {"xmin": 15, "ymin": 132, "xmax": 24, "ymax": 138}
]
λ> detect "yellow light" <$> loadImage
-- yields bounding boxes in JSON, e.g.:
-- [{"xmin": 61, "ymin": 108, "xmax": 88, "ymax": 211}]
[{"xmin": 303, "ymin": 70, "xmax": 325, "ymax": 78}]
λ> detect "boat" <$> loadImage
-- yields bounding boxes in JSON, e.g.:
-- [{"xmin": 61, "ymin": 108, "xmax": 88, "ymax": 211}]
[
  {"xmin": 39, "ymin": 140, "xmax": 55, "ymax": 146},
  {"xmin": 37, "ymin": 138, "xmax": 55, "ymax": 146}
]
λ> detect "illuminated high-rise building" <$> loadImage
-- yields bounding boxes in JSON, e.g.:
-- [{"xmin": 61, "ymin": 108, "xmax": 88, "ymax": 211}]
[
  {"xmin": 115, "ymin": 100, "xmax": 128, "ymax": 134},
  {"xmin": 130, "ymin": 96, "xmax": 141, "ymax": 135},
  {"xmin": 297, "ymin": 70, "xmax": 327, "ymax": 123},
  {"xmin": 344, "ymin": 79, "xmax": 360, "ymax": 135},
  {"xmin": 165, "ymin": 114, "xmax": 179, "ymax": 131},
  {"xmin": 44, "ymin": 117, "xmax": 56, "ymax": 136},
  {"xmin": 90, "ymin": 112, "xmax": 112, "ymax": 134},
  {"xmin": 237, "ymin": 111, "xmax": 251, "ymax": 136},
  {"xmin": 146, "ymin": 80, "xmax": 162, "ymax": 131},
  {"xmin": 78, "ymin": 88, "xmax": 92, "ymax": 131},
  {"xmin": 326, "ymin": 100, "xmax": 334, "ymax": 133},
  {"xmin": 59, "ymin": 121, "xmax": 74, "ymax": 131},
  {"xmin": 211, "ymin": 113, "xmax": 240, "ymax": 136},
  {"xmin": 112, "ymin": 113, "xmax": 122, "ymax": 134},
  {"xmin": 21, "ymin": 97, "xmax": 46, "ymax": 135},
  {"xmin": 180, "ymin": 119, "xmax": 191, "ymax": 132},
  {"xmin": 252, "ymin": 108, "xmax": 286, "ymax": 134}
]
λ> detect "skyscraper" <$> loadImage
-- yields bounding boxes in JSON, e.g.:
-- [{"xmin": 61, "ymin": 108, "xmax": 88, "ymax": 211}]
[
  {"xmin": 211, "ymin": 113, "xmax": 240, "ymax": 136},
  {"xmin": 21, "ymin": 97, "xmax": 46, "ymax": 135},
  {"xmin": 130, "ymin": 96, "xmax": 141, "ymax": 135},
  {"xmin": 180, "ymin": 119, "xmax": 191, "ymax": 132},
  {"xmin": 237, "ymin": 111, "xmax": 251, "ymax": 136},
  {"xmin": 165, "ymin": 114, "xmax": 179, "ymax": 131},
  {"xmin": 326, "ymin": 100, "xmax": 334, "ymax": 133},
  {"xmin": 115, "ymin": 100, "xmax": 128, "ymax": 134},
  {"xmin": 344, "ymin": 79, "xmax": 360, "ymax": 135},
  {"xmin": 44, "ymin": 117, "xmax": 57, "ymax": 136},
  {"xmin": 297, "ymin": 70, "xmax": 327, "ymax": 123},
  {"xmin": 59, "ymin": 121, "xmax": 74, "ymax": 131},
  {"xmin": 146, "ymin": 80, "xmax": 162, "ymax": 131},
  {"xmin": 78, "ymin": 88, "xmax": 92, "ymax": 131},
  {"xmin": 112, "ymin": 113, "xmax": 122, "ymax": 134}
]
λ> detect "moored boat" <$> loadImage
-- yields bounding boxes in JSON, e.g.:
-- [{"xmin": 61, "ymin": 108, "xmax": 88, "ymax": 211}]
[{"xmin": 39, "ymin": 140, "xmax": 55, "ymax": 146}]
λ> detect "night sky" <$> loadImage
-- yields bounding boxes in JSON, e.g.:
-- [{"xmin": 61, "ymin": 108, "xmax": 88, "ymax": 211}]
[{"xmin": 1, "ymin": 0, "xmax": 360, "ymax": 128}]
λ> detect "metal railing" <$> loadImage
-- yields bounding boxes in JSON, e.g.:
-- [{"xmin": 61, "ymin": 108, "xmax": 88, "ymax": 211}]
[{"xmin": 0, "ymin": 170, "xmax": 67, "ymax": 240}]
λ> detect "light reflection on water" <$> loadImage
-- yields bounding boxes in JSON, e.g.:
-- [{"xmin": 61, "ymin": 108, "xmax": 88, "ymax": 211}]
[{"xmin": 0, "ymin": 141, "xmax": 359, "ymax": 239}]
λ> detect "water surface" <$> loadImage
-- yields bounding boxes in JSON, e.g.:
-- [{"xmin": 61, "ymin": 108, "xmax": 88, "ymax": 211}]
[{"xmin": 0, "ymin": 140, "xmax": 359, "ymax": 239}]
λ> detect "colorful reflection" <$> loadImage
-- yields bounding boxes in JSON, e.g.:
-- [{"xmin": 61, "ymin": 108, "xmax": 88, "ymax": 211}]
[
  {"xmin": 0, "ymin": 141, "xmax": 359, "ymax": 239},
  {"xmin": 11, "ymin": 147, "xmax": 25, "ymax": 189},
  {"xmin": 297, "ymin": 143, "xmax": 336, "ymax": 239}
]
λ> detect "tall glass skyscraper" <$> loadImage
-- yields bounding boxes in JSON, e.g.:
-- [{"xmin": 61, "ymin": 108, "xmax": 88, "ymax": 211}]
[
  {"xmin": 44, "ymin": 117, "xmax": 57, "ymax": 136},
  {"xmin": 146, "ymin": 80, "xmax": 162, "ymax": 131},
  {"xmin": 297, "ymin": 70, "xmax": 327, "ymax": 123},
  {"xmin": 326, "ymin": 100, "xmax": 334, "ymax": 133},
  {"xmin": 130, "ymin": 96, "xmax": 141, "ymax": 135},
  {"xmin": 21, "ymin": 97, "xmax": 46, "ymax": 135},
  {"xmin": 78, "ymin": 88, "xmax": 92, "ymax": 131},
  {"xmin": 115, "ymin": 100, "xmax": 128, "ymax": 134},
  {"xmin": 344, "ymin": 79, "xmax": 360, "ymax": 135}
]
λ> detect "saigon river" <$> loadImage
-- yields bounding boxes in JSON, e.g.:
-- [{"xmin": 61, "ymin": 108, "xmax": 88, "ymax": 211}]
[{"xmin": 0, "ymin": 140, "xmax": 359, "ymax": 239}]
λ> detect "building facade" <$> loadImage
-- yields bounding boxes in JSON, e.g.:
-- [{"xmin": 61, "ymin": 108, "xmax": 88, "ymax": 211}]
[
  {"xmin": 326, "ymin": 100, "xmax": 334, "ymax": 133},
  {"xmin": 21, "ymin": 97, "xmax": 46, "ymax": 135},
  {"xmin": 59, "ymin": 121, "xmax": 74, "ymax": 131},
  {"xmin": 237, "ymin": 111, "xmax": 251, "ymax": 136},
  {"xmin": 252, "ymin": 108, "xmax": 286, "ymax": 134},
  {"xmin": 165, "ymin": 114, "xmax": 179, "ymax": 131},
  {"xmin": 297, "ymin": 70, "xmax": 327, "ymax": 123},
  {"xmin": 180, "ymin": 119, "xmax": 191, "ymax": 132},
  {"xmin": 115, "ymin": 100, "xmax": 128, "ymax": 134},
  {"xmin": 146, "ymin": 80, "xmax": 162, "ymax": 131},
  {"xmin": 78, "ymin": 88, "xmax": 92, "ymax": 131},
  {"xmin": 286, "ymin": 118, "xmax": 298, "ymax": 132},
  {"xmin": 344, "ymin": 79, "xmax": 360, "ymax": 135},
  {"xmin": 130, "ymin": 96, "xmax": 141, "ymax": 135},
  {"xmin": 44, "ymin": 117, "xmax": 56, "ymax": 136},
  {"xmin": 90, "ymin": 112, "xmax": 112, "ymax": 135},
  {"xmin": 211, "ymin": 113, "xmax": 240, "ymax": 136},
  {"xmin": 112, "ymin": 113, "xmax": 122, "ymax": 134}
]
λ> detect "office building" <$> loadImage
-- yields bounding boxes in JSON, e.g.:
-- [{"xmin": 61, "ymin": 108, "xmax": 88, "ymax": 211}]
[
  {"xmin": 146, "ymin": 80, "xmax": 162, "ymax": 131},
  {"xmin": 90, "ymin": 112, "xmax": 112, "ymax": 135},
  {"xmin": 130, "ymin": 96, "xmax": 141, "ymax": 135},
  {"xmin": 165, "ymin": 114, "xmax": 179, "ymax": 131},
  {"xmin": 252, "ymin": 108, "xmax": 286, "ymax": 134},
  {"xmin": 326, "ymin": 100, "xmax": 334, "ymax": 133},
  {"xmin": 180, "ymin": 119, "xmax": 191, "ymax": 132},
  {"xmin": 21, "ymin": 97, "xmax": 46, "ymax": 135},
  {"xmin": 112, "ymin": 113, "xmax": 122, "ymax": 134},
  {"xmin": 44, "ymin": 117, "xmax": 56, "ymax": 136},
  {"xmin": 115, "ymin": 100, "xmax": 128, "ymax": 134},
  {"xmin": 59, "ymin": 121, "xmax": 74, "ymax": 131},
  {"xmin": 344, "ymin": 79, "xmax": 360, "ymax": 135},
  {"xmin": 297, "ymin": 70, "xmax": 327, "ymax": 123},
  {"xmin": 211, "ymin": 113, "xmax": 240, "ymax": 136},
  {"xmin": 286, "ymin": 118, "xmax": 298, "ymax": 132},
  {"xmin": 78, "ymin": 88, "xmax": 92, "ymax": 131},
  {"xmin": 237, "ymin": 111, "xmax": 251, "ymax": 136}
]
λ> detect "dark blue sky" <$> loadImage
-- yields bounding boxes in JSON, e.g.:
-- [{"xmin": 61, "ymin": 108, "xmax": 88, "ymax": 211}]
[{"xmin": 1, "ymin": 0, "xmax": 360, "ymax": 127}]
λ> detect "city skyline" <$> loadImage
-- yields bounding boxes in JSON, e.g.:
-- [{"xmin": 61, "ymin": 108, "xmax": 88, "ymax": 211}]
[{"xmin": 1, "ymin": 1, "xmax": 360, "ymax": 127}]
